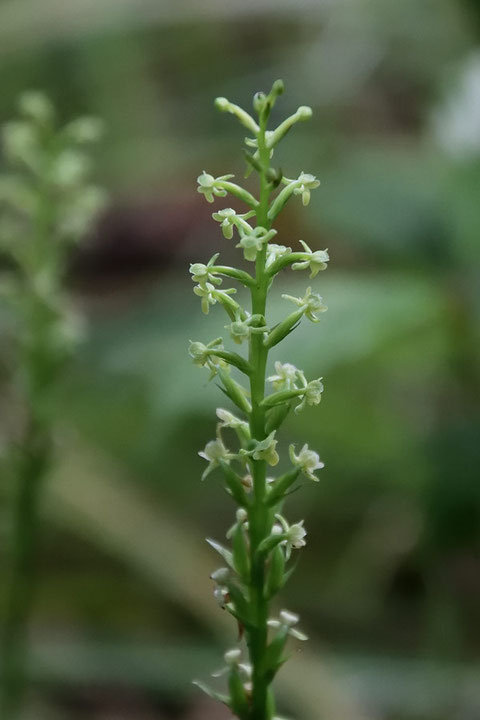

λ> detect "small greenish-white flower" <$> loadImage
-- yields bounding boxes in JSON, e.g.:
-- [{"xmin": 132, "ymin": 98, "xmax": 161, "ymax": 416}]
[
  {"xmin": 241, "ymin": 473, "xmax": 253, "ymax": 490},
  {"xmin": 211, "ymin": 208, "xmax": 255, "ymax": 239},
  {"xmin": 294, "ymin": 377, "xmax": 324, "ymax": 414},
  {"xmin": 289, "ymin": 443, "xmax": 324, "ymax": 481},
  {"xmin": 224, "ymin": 648, "xmax": 242, "ymax": 666},
  {"xmin": 225, "ymin": 311, "xmax": 268, "ymax": 345},
  {"xmin": 188, "ymin": 338, "xmax": 222, "ymax": 366},
  {"xmin": 52, "ymin": 149, "xmax": 91, "ymax": 189},
  {"xmin": 189, "ymin": 253, "xmax": 221, "ymax": 287},
  {"xmin": 226, "ymin": 507, "xmax": 248, "ymax": 539},
  {"xmin": 266, "ymin": 243, "xmax": 291, "ymax": 269},
  {"xmin": 64, "ymin": 117, "xmax": 105, "ymax": 144},
  {"xmin": 282, "ymin": 286, "xmax": 327, "ymax": 322},
  {"xmin": 291, "ymin": 240, "xmax": 329, "ymax": 278},
  {"xmin": 212, "ymin": 649, "xmax": 252, "ymax": 681},
  {"xmin": 211, "ymin": 208, "xmax": 237, "ymax": 239},
  {"xmin": 286, "ymin": 521, "xmax": 307, "ymax": 550},
  {"xmin": 274, "ymin": 514, "xmax": 307, "ymax": 559},
  {"xmin": 193, "ymin": 282, "xmax": 236, "ymax": 315},
  {"xmin": 242, "ymin": 431, "xmax": 279, "ymax": 466},
  {"xmin": 199, "ymin": 436, "xmax": 233, "ymax": 480},
  {"xmin": 188, "ymin": 338, "xmax": 227, "ymax": 379},
  {"xmin": 226, "ymin": 314, "xmax": 251, "ymax": 344},
  {"xmin": 197, "ymin": 171, "xmax": 234, "ymax": 203},
  {"xmin": 210, "ymin": 567, "xmax": 230, "ymax": 583},
  {"xmin": 216, "ymin": 408, "xmax": 248, "ymax": 432},
  {"xmin": 213, "ymin": 585, "xmax": 229, "ymax": 608},
  {"xmin": 193, "ymin": 281, "xmax": 217, "ymax": 314},
  {"xmin": 267, "ymin": 609, "xmax": 308, "ymax": 641},
  {"xmin": 2, "ymin": 121, "xmax": 38, "ymax": 167},
  {"xmin": 19, "ymin": 91, "xmax": 54, "ymax": 124},
  {"xmin": 293, "ymin": 172, "xmax": 320, "ymax": 206},
  {"xmin": 267, "ymin": 361, "xmax": 300, "ymax": 391},
  {"xmin": 236, "ymin": 226, "xmax": 277, "ymax": 262}
]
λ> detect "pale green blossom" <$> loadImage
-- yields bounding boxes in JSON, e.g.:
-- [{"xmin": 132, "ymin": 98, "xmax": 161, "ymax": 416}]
[
  {"xmin": 292, "ymin": 172, "xmax": 320, "ymax": 206},
  {"xmin": 289, "ymin": 443, "xmax": 324, "ymax": 481},
  {"xmin": 197, "ymin": 171, "xmax": 234, "ymax": 203},
  {"xmin": 267, "ymin": 609, "xmax": 308, "ymax": 641},
  {"xmin": 216, "ymin": 408, "xmax": 245, "ymax": 429},
  {"xmin": 199, "ymin": 436, "xmax": 234, "ymax": 480},
  {"xmin": 188, "ymin": 338, "xmax": 227, "ymax": 379},
  {"xmin": 282, "ymin": 286, "xmax": 327, "ymax": 322},
  {"xmin": 294, "ymin": 377, "xmax": 324, "ymax": 414},
  {"xmin": 273, "ymin": 514, "xmax": 307, "ymax": 559},
  {"xmin": 193, "ymin": 281, "xmax": 236, "ymax": 315},
  {"xmin": 225, "ymin": 311, "xmax": 268, "ymax": 345},
  {"xmin": 241, "ymin": 431, "xmax": 279, "ymax": 466},
  {"xmin": 291, "ymin": 240, "xmax": 329, "ymax": 278},
  {"xmin": 236, "ymin": 226, "xmax": 277, "ymax": 262},
  {"xmin": 267, "ymin": 361, "xmax": 300, "ymax": 391},
  {"xmin": 211, "ymin": 208, "xmax": 255, "ymax": 239},
  {"xmin": 266, "ymin": 243, "xmax": 291, "ymax": 268},
  {"xmin": 189, "ymin": 253, "xmax": 222, "ymax": 287}
]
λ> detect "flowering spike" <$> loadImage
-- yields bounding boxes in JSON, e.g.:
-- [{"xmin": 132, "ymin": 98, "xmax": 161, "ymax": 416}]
[{"xmin": 191, "ymin": 82, "xmax": 329, "ymax": 717}]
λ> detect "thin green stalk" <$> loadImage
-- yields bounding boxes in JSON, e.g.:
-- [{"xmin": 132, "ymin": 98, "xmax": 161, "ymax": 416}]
[
  {"xmin": 0, "ymin": 92, "xmax": 104, "ymax": 719},
  {"xmin": 248, "ymin": 107, "xmax": 272, "ymax": 720},
  {"xmin": 0, "ymin": 414, "xmax": 50, "ymax": 719},
  {"xmin": 193, "ymin": 81, "xmax": 327, "ymax": 719}
]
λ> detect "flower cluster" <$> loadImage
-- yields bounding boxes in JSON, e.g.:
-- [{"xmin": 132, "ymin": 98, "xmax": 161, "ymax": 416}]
[{"xmin": 189, "ymin": 81, "xmax": 329, "ymax": 719}]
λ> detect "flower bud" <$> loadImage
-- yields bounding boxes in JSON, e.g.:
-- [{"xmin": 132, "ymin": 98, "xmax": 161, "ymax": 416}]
[{"xmin": 253, "ymin": 92, "xmax": 267, "ymax": 113}]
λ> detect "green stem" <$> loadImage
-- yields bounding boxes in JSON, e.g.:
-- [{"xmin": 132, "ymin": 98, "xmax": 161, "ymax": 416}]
[
  {"xmin": 247, "ymin": 106, "xmax": 274, "ymax": 720},
  {"xmin": 0, "ymin": 413, "xmax": 50, "ymax": 719},
  {"xmin": 1, "ymin": 180, "xmax": 54, "ymax": 720}
]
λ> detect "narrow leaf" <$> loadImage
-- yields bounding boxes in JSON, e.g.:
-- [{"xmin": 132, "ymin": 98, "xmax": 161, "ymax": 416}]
[
  {"xmin": 193, "ymin": 680, "xmax": 230, "ymax": 705},
  {"xmin": 206, "ymin": 538, "xmax": 234, "ymax": 569}
]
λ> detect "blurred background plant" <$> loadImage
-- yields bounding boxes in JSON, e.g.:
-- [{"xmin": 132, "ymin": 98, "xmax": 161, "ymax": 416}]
[
  {"xmin": 0, "ymin": 1, "xmax": 479, "ymax": 719},
  {"xmin": 0, "ymin": 91, "xmax": 104, "ymax": 718}
]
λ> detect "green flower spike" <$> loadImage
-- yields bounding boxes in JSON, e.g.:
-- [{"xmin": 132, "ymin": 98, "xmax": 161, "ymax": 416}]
[
  {"xmin": 190, "ymin": 81, "xmax": 331, "ymax": 718},
  {"xmin": 0, "ymin": 92, "xmax": 105, "ymax": 719}
]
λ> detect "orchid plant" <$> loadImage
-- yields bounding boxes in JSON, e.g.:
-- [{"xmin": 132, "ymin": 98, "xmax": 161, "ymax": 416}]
[
  {"xmin": 0, "ymin": 92, "xmax": 104, "ymax": 718},
  {"xmin": 190, "ymin": 81, "xmax": 328, "ymax": 720}
]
